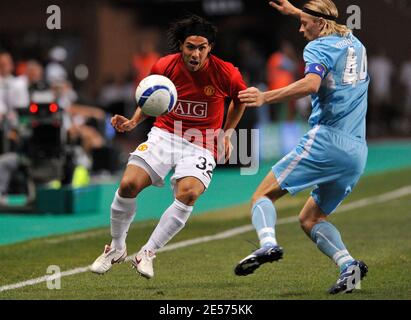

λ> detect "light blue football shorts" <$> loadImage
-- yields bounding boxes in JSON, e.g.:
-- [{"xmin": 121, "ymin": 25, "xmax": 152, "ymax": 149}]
[{"xmin": 272, "ymin": 125, "xmax": 368, "ymax": 215}]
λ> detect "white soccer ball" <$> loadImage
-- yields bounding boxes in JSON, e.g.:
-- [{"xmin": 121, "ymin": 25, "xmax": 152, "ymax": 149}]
[{"xmin": 135, "ymin": 74, "xmax": 178, "ymax": 117}]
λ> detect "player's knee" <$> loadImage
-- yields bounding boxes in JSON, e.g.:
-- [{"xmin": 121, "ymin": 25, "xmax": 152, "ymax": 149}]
[
  {"xmin": 250, "ymin": 194, "xmax": 259, "ymax": 205},
  {"xmin": 299, "ymin": 215, "xmax": 324, "ymax": 233},
  {"xmin": 251, "ymin": 193, "xmax": 276, "ymax": 206},
  {"xmin": 119, "ymin": 178, "xmax": 141, "ymax": 198},
  {"xmin": 299, "ymin": 215, "xmax": 310, "ymax": 231},
  {"xmin": 251, "ymin": 191, "xmax": 265, "ymax": 205},
  {"xmin": 251, "ymin": 187, "xmax": 285, "ymax": 205},
  {"xmin": 176, "ymin": 187, "xmax": 202, "ymax": 205}
]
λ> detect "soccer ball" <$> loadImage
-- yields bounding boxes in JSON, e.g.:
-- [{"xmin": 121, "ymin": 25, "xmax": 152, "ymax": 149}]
[{"xmin": 135, "ymin": 74, "xmax": 178, "ymax": 116}]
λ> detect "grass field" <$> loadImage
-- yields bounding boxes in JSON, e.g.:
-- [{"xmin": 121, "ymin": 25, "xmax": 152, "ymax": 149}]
[{"xmin": 0, "ymin": 167, "xmax": 411, "ymax": 300}]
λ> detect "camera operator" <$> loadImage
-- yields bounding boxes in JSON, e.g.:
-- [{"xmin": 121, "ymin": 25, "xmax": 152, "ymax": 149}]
[
  {"xmin": 0, "ymin": 51, "xmax": 30, "ymax": 153},
  {"xmin": 25, "ymin": 60, "xmax": 49, "ymax": 94}
]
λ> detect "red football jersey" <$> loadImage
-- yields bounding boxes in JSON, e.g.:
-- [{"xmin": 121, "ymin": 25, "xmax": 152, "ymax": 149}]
[{"xmin": 151, "ymin": 53, "xmax": 247, "ymax": 156}]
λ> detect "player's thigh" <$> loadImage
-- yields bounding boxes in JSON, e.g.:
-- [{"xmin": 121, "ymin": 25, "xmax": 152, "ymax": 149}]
[
  {"xmin": 311, "ymin": 171, "xmax": 361, "ymax": 216},
  {"xmin": 172, "ymin": 149, "xmax": 216, "ymax": 191},
  {"xmin": 130, "ymin": 127, "xmax": 175, "ymax": 184},
  {"xmin": 252, "ymin": 170, "xmax": 288, "ymax": 203},
  {"xmin": 118, "ymin": 164, "xmax": 152, "ymax": 198},
  {"xmin": 272, "ymin": 128, "xmax": 350, "ymax": 196}
]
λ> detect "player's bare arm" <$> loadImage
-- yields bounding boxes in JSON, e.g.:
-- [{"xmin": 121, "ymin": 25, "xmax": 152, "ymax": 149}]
[
  {"xmin": 269, "ymin": 0, "xmax": 302, "ymax": 18},
  {"xmin": 221, "ymin": 101, "xmax": 246, "ymax": 162},
  {"xmin": 239, "ymin": 73, "xmax": 321, "ymax": 107},
  {"xmin": 68, "ymin": 103, "xmax": 106, "ymax": 120},
  {"xmin": 111, "ymin": 107, "xmax": 148, "ymax": 133}
]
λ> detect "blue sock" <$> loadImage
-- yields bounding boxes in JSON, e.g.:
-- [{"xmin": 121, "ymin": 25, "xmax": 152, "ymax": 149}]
[
  {"xmin": 310, "ymin": 221, "xmax": 355, "ymax": 271},
  {"xmin": 252, "ymin": 197, "xmax": 277, "ymax": 247}
]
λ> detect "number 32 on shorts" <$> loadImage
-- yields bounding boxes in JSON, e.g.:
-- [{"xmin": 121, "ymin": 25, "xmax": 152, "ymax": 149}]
[{"xmin": 195, "ymin": 156, "xmax": 214, "ymax": 179}]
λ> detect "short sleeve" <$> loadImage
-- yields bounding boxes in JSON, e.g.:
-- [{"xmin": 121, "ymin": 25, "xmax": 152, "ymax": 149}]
[
  {"xmin": 303, "ymin": 41, "xmax": 333, "ymax": 78},
  {"xmin": 229, "ymin": 67, "xmax": 247, "ymax": 106},
  {"xmin": 150, "ymin": 57, "xmax": 165, "ymax": 75}
]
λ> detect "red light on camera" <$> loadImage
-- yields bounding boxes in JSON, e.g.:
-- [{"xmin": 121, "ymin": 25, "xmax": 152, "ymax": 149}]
[
  {"xmin": 49, "ymin": 103, "xmax": 59, "ymax": 113},
  {"xmin": 29, "ymin": 104, "xmax": 38, "ymax": 113}
]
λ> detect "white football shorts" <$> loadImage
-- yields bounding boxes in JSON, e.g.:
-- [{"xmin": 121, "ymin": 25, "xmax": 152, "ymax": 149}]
[{"xmin": 128, "ymin": 126, "xmax": 216, "ymax": 190}]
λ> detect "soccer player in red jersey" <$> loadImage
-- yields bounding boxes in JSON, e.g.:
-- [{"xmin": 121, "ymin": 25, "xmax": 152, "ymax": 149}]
[{"xmin": 91, "ymin": 15, "xmax": 247, "ymax": 278}]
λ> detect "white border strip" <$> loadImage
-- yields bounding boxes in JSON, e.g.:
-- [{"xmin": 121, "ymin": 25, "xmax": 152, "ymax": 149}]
[
  {"xmin": 277, "ymin": 125, "xmax": 320, "ymax": 185},
  {"xmin": 1, "ymin": 185, "xmax": 411, "ymax": 293}
]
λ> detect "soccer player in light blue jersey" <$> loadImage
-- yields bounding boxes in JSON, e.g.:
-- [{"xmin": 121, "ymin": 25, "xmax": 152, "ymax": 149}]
[{"xmin": 235, "ymin": 0, "xmax": 370, "ymax": 294}]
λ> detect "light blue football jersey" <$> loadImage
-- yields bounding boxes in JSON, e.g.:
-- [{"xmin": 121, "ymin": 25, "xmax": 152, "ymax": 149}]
[{"xmin": 303, "ymin": 32, "xmax": 370, "ymax": 140}]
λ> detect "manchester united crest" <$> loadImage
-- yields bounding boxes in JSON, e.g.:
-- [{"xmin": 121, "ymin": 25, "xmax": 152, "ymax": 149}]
[
  {"xmin": 137, "ymin": 143, "xmax": 148, "ymax": 152},
  {"xmin": 204, "ymin": 85, "xmax": 215, "ymax": 96}
]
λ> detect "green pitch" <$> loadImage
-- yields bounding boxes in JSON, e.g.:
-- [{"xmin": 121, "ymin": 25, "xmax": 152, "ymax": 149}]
[{"xmin": 0, "ymin": 168, "xmax": 410, "ymax": 300}]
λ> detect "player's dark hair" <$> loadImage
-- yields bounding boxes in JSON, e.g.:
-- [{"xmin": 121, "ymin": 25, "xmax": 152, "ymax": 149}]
[{"xmin": 167, "ymin": 15, "xmax": 218, "ymax": 53}]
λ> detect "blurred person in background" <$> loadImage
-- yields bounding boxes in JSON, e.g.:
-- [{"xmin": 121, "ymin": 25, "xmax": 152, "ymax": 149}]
[
  {"xmin": 237, "ymin": 38, "xmax": 269, "ymax": 127},
  {"xmin": 368, "ymin": 49, "xmax": 394, "ymax": 136},
  {"xmin": 0, "ymin": 56, "xmax": 45, "ymax": 201},
  {"xmin": 266, "ymin": 40, "xmax": 300, "ymax": 122},
  {"xmin": 400, "ymin": 49, "xmax": 411, "ymax": 130},
  {"xmin": 51, "ymin": 79, "xmax": 113, "ymax": 177},
  {"xmin": 24, "ymin": 60, "xmax": 49, "ymax": 94},
  {"xmin": 238, "ymin": 39, "xmax": 266, "ymax": 89},
  {"xmin": 129, "ymin": 38, "xmax": 161, "ymax": 146},
  {"xmin": 0, "ymin": 51, "xmax": 30, "ymax": 114},
  {"xmin": 0, "ymin": 152, "xmax": 19, "ymax": 202},
  {"xmin": 97, "ymin": 74, "xmax": 135, "ymax": 120},
  {"xmin": 46, "ymin": 46, "xmax": 68, "ymax": 84},
  {"xmin": 97, "ymin": 76, "xmax": 121, "ymax": 109},
  {"xmin": 266, "ymin": 41, "xmax": 304, "ymax": 155},
  {"xmin": 0, "ymin": 51, "xmax": 29, "ymax": 152},
  {"xmin": 132, "ymin": 38, "xmax": 160, "ymax": 86}
]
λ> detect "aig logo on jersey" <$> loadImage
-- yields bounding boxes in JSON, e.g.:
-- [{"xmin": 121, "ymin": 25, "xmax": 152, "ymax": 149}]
[{"xmin": 173, "ymin": 100, "xmax": 208, "ymax": 118}]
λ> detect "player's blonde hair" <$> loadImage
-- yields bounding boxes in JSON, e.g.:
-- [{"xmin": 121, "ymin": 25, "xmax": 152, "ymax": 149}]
[{"xmin": 304, "ymin": 0, "xmax": 351, "ymax": 37}]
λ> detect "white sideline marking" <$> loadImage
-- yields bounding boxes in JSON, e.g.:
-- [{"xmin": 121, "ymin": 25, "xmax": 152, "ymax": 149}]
[
  {"xmin": 0, "ymin": 267, "xmax": 90, "ymax": 292},
  {"xmin": 44, "ymin": 230, "xmax": 108, "ymax": 244},
  {"xmin": 1, "ymin": 185, "xmax": 411, "ymax": 293},
  {"xmin": 44, "ymin": 221, "xmax": 154, "ymax": 244}
]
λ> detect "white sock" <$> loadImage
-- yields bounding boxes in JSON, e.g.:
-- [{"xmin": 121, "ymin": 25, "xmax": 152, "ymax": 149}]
[
  {"xmin": 142, "ymin": 199, "xmax": 193, "ymax": 252},
  {"xmin": 110, "ymin": 190, "xmax": 136, "ymax": 250}
]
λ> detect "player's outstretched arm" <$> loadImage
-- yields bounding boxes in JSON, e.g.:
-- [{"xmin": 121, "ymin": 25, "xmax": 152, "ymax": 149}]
[
  {"xmin": 238, "ymin": 87, "xmax": 266, "ymax": 108},
  {"xmin": 239, "ymin": 73, "xmax": 321, "ymax": 107},
  {"xmin": 269, "ymin": 0, "xmax": 302, "ymax": 19},
  {"xmin": 111, "ymin": 107, "xmax": 147, "ymax": 133}
]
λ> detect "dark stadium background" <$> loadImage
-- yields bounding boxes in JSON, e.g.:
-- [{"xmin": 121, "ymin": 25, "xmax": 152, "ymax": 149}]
[{"xmin": 0, "ymin": 0, "xmax": 410, "ymax": 117}]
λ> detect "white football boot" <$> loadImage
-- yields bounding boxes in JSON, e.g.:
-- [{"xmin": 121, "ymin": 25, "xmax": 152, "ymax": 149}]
[
  {"xmin": 131, "ymin": 250, "xmax": 156, "ymax": 279},
  {"xmin": 90, "ymin": 245, "xmax": 127, "ymax": 274}
]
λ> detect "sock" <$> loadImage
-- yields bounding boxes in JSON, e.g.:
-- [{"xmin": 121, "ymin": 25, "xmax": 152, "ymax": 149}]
[
  {"xmin": 110, "ymin": 190, "xmax": 136, "ymax": 250},
  {"xmin": 142, "ymin": 199, "xmax": 193, "ymax": 252},
  {"xmin": 252, "ymin": 197, "xmax": 277, "ymax": 247},
  {"xmin": 310, "ymin": 221, "xmax": 355, "ymax": 271}
]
